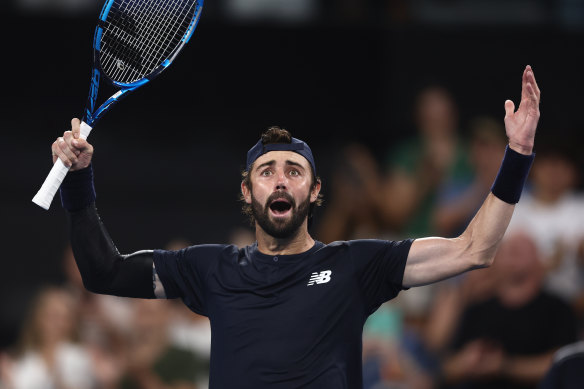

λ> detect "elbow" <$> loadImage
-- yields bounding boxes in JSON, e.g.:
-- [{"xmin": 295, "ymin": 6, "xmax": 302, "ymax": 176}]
[
  {"xmin": 457, "ymin": 217, "xmax": 506, "ymax": 270},
  {"xmin": 470, "ymin": 243, "xmax": 500, "ymax": 269},
  {"xmin": 476, "ymin": 253, "xmax": 495, "ymax": 269},
  {"xmin": 458, "ymin": 234, "xmax": 498, "ymax": 270}
]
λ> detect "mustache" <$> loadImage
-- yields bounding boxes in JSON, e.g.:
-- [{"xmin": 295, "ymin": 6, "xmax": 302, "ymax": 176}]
[{"xmin": 265, "ymin": 191, "xmax": 296, "ymax": 208}]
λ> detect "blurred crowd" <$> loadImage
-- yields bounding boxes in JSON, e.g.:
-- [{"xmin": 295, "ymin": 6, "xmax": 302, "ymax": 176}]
[
  {"xmin": 0, "ymin": 239, "xmax": 214, "ymax": 389},
  {"xmin": 318, "ymin": 84, "xmax": 584, "ymax": 389},
  {"xmin": 1, "ymin": 84, "xmax": 583, "ymax": 389}
]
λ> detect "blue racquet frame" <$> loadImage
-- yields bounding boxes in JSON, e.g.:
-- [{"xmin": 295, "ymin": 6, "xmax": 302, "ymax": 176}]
[
  {"xmin": 85, "ymin": 0, "xmax": 204, "ymax": 127},
  {"xmin": 33, "ymin": 0, "xmax": 204, "ymax": 210}
]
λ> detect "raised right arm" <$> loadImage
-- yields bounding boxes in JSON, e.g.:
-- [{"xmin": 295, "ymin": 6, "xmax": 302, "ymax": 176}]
[{"xmin": 54, "ymin": 118, "xmax": 166, "ymax": 299}]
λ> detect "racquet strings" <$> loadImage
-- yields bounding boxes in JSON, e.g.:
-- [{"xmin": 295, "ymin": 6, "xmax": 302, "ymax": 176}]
[{"xmin": 99, "ymin": 0, "xmax": 199, "ymax": 84}]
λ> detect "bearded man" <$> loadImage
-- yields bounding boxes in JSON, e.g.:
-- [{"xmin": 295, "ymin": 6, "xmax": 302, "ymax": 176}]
[{"xmin": 51, "ymin": 66, "xmax": 540, "ymax": 388}]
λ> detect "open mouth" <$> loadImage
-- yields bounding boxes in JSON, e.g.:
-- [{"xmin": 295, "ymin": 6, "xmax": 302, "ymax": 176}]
[{"xmin": 269, "ymin": 199, "xmax": 292, "ymax": 216}]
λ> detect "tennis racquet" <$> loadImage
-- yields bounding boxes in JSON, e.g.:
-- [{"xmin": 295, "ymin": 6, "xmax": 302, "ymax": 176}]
[{"xmin": 32, "ymin": 0, "xmax": 204, "ymax": 210}]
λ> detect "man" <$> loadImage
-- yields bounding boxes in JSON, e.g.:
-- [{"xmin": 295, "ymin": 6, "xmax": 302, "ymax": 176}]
[{"xmin": 50, "ymin": 66, "xmax": 540, "ymax": 388}]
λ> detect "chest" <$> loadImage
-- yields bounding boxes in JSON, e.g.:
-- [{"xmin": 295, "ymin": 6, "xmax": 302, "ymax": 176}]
[{"xmin": 206, "ymin": 257, "xmax": 363, "ymax": 338}]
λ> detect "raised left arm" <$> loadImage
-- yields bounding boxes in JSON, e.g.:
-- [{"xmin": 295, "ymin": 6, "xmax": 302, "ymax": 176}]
[{"xmin": 403, "ymin": 65, "xmax": 540, "ymax": 288}]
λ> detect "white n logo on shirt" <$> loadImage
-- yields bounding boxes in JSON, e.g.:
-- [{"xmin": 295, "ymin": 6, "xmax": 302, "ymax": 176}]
[{"xmin": 307, "ymin": 270, "xmax": 332, "ymax": 286}]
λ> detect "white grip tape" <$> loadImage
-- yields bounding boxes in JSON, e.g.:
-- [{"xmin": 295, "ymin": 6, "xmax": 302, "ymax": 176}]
[{"xmin": 32, "ymin": 121, "xmax": 93, "ymax": 210}]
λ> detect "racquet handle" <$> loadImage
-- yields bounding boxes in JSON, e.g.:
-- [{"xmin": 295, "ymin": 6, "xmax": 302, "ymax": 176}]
[{"xmin": 32, "ymin": 121, "xmax": 93, "ymax": 210}]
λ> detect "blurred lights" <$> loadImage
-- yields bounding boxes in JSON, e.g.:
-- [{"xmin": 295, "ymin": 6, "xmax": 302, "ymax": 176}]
[
  {"xmin": 223, "ymin": 0, "xmax": 317, "ymax": 23},
  {"xmin": 15, "ymin": 0, "xmax": 96, "ymax": 15}
]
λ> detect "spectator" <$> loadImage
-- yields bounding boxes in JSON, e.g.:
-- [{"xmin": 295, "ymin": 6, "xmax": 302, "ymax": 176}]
[
  {"xmin": 374, "ymin": 86, "xmax": 474, "ymax": 382},
  {"xmin": 120, "ymin": 299, "xmax": 209, "ymax": 389},
  {"xmin": 506, "ymin": 140, "xmax": 584, "ymax": 309},
  {"xmin": 164, "ymin": 239, "xmax": 212, "ymax": 389},
  {"xmin": 61, "ymin": 244, "xmax": 129, "ymax": 389},
  {"xmin": 440, "ymin": 232, "xmax": 578, "ymax": 389},
  {"xmin": 317, "ymin": 143, "xmax": 387, "ymax": 243},
  {"xmin": 362, "ymin": 299, "xmax": 435, "ymax": 389},
  {"xmin": 381, "ymin": 84, "xmax": 473, "ymax": 238},
  {"xmin": 0, "ymin": 287, "xmax": 97, "ymax": 389},
  {"xmin": 433, "ymin": 115, "xmax": 507, "ymax": 237}
]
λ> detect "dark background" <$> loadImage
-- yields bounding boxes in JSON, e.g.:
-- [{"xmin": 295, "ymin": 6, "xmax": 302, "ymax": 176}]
[{"xmin": 1, "ymin": 0, "xmax": 583, "ymax": 347}]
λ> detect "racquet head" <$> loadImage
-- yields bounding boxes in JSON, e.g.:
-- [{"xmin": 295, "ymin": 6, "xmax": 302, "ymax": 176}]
[
  {"xmin": 32, "ymin": 0, "xmax": 204, "ymax": 210},
  {"xmin": 97, "ymin": 0, "xmax": 203, "ymax": 86},
  {"xmin": 84, "ymin": 0, "xmax": 203, "ymax": 125}
]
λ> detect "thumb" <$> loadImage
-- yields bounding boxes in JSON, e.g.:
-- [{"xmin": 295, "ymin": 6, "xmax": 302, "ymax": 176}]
[
  {"xmin": 71, "ymin": 118, "xmax": 81, "ymax": 139},
  {"xmin": 504, "ymin": 100, "xmax": 515, "ymax": 119}
]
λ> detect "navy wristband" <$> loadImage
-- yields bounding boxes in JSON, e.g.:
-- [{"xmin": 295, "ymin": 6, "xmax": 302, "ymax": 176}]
[
  {"xmin": 490, "ymin": 146, "xmax": 535, "ymax": 204},
  {"xmin": 60, "ymin": 164, "xmax": 96, "ymax": 211}
]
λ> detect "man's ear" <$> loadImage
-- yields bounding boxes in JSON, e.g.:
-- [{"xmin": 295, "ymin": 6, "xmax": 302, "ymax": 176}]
[
  {"xmin": 310, "ymin": 179, "xmax": 321, "ymax": 203},
  {"xmin": 241, "ymin": 181, "xmax": 252, "ymax": 204}
]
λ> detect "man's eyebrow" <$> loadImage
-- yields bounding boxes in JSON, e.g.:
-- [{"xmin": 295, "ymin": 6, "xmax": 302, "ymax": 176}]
[
  {"xmin": 286, "ymin": 160, "xmax": 306, "ymax": 170},
  {"xmin": 254, "ymin": 160, "xmax": 275, "ymax": 171},
  {"xmin": 254, "ymin": 160, "xmax": 307, "ymax": 172}
]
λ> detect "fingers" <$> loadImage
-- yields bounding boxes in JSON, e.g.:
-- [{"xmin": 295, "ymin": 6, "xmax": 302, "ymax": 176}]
[
  {"xmin": 71, "ymin": 118, "xmax": 81, "ymax": 139},
  {"xmin": 521, "ymin": 66, "xmax": 529, "ymax": 101},
  {"xmin": 64, "ymin": 129, "xmax": 91, "ymax": 152},
  {"xmin": 52, "ymin": 135, "xmax": 79, "ymax": 168},
  {"xmin": 525, "ymin": 65, "xmax": 541, "ymax": 100},
  {"xmin": 523, "ymin": 67, "xmax": 540, "ymax": 118},
  {"xmin": 525, "ymin": 82, "xmax": 538, "ymax": 103},
  {"xmin": 522, "ymin": 65, "xmax": 540, "ymax": 102},
  {"xmin": 518, "ymin": 65, "xmax": 540, "ymax": 114},
  {"xmin": 52, "ymin": 137, "xmax": 75, "ymax": 167},
  {"xmin": 51, "ymin": 125, "xmax": 89, "ymax": 167}
]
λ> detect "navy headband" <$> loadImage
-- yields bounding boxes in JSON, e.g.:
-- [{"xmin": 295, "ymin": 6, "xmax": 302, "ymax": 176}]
[{"xmin": 246, "ymin": 137, "xmax": 316, "ymax": 175}]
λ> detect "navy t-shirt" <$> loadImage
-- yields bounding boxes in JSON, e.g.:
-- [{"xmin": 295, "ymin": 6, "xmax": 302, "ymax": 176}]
[{"xmin": 153, "ymin": 239, "xmax": 413, "ymax": 388}]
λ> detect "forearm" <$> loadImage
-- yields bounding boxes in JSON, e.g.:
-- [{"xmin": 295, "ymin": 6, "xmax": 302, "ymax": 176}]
[
  {"xmin": 67, "ymin": 204, "xmax": 156, "ymax": 298},
  {"xmin": 457, "ymin": 193, "xmax": 514, "ymax": 267},
  {"xmin": 62, "ymin": 166, "xmax": 155, "ymax": 298},
  {"xmin": 404, "ymin": 195, "xmax": 513, "ymax": 287},
  {"xmin": 403, "ymin": 147, "xmax": 533, "ymax": 287},
  {"xmin": 457, "ymin": 145, "xmax": 536, "ymax": 266}
]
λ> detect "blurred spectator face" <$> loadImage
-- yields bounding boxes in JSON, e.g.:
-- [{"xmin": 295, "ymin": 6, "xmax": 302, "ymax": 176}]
[
  {"xmin": 31, "ymin": 288, "xmax": 76, "ymax": 346},
  {"xmin": 494, "ymin": 233, "xmax": 544, "ymax": 308},
  {"xmin": 415, "ymin": 86, "xmax": 458, "ymax": 137},
  {"xmin": 531, "ymin": 154, "xmax": 577, "ymax": 200}
]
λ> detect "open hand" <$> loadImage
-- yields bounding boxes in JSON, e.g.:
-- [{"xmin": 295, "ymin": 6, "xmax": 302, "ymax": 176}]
[{"xmin": 504, "ymin": 65, "xmax": 541, "ymax": 155}]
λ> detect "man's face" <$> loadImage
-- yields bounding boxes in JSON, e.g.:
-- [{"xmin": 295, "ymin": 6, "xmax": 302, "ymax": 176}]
[{"xmin": 242, "ymin": 151, "xmax": 320, "ymax": 238}]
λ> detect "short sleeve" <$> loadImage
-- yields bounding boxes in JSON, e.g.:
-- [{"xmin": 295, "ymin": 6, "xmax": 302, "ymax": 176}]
[
  {"xmin": 153, "ymin": 244, "xmax": 229, "ymax": 316},
  {"xmin": 349, "ymin": 239, "xmax": 413, "ymax": 314}
]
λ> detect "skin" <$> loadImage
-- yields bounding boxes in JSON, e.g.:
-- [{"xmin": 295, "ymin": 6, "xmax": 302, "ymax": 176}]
[
  {"xmin": 241, "ymin": 151, "xmax": 321, "ymax": 255},
  {"xmin": 53, "ymin": 65, "xmax": 540, "ymax": 289}
]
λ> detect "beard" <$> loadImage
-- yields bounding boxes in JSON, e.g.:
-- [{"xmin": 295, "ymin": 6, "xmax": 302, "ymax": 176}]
[{"xmin": 251, "ymin": 191, "xmax": 311, "ymax": 239}]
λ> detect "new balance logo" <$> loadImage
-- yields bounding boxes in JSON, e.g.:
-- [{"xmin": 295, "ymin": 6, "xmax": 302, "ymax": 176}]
[{"xmin": 307, "ymin": 270, "xmax": 332, "ymax": 286}]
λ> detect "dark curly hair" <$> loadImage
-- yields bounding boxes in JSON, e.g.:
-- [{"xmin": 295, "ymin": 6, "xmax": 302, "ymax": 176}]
[{"xmin": 240, "ymin": 126, "xmax": 323, "ymax": 227}]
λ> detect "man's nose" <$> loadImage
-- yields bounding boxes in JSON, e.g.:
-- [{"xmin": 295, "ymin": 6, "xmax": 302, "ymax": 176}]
[{"xmin": 275, "ymin": 171, "xmax": 288, "ymax": 190}]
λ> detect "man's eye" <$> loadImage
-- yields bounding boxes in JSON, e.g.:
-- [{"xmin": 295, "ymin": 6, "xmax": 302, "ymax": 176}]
[
  {"xmin": 261, "ymin": 170, "xmax": 272, "ymax": 176},
  {"xmin": 289, "ymin": 170, "xmax": 299, "ymax": 176}
]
